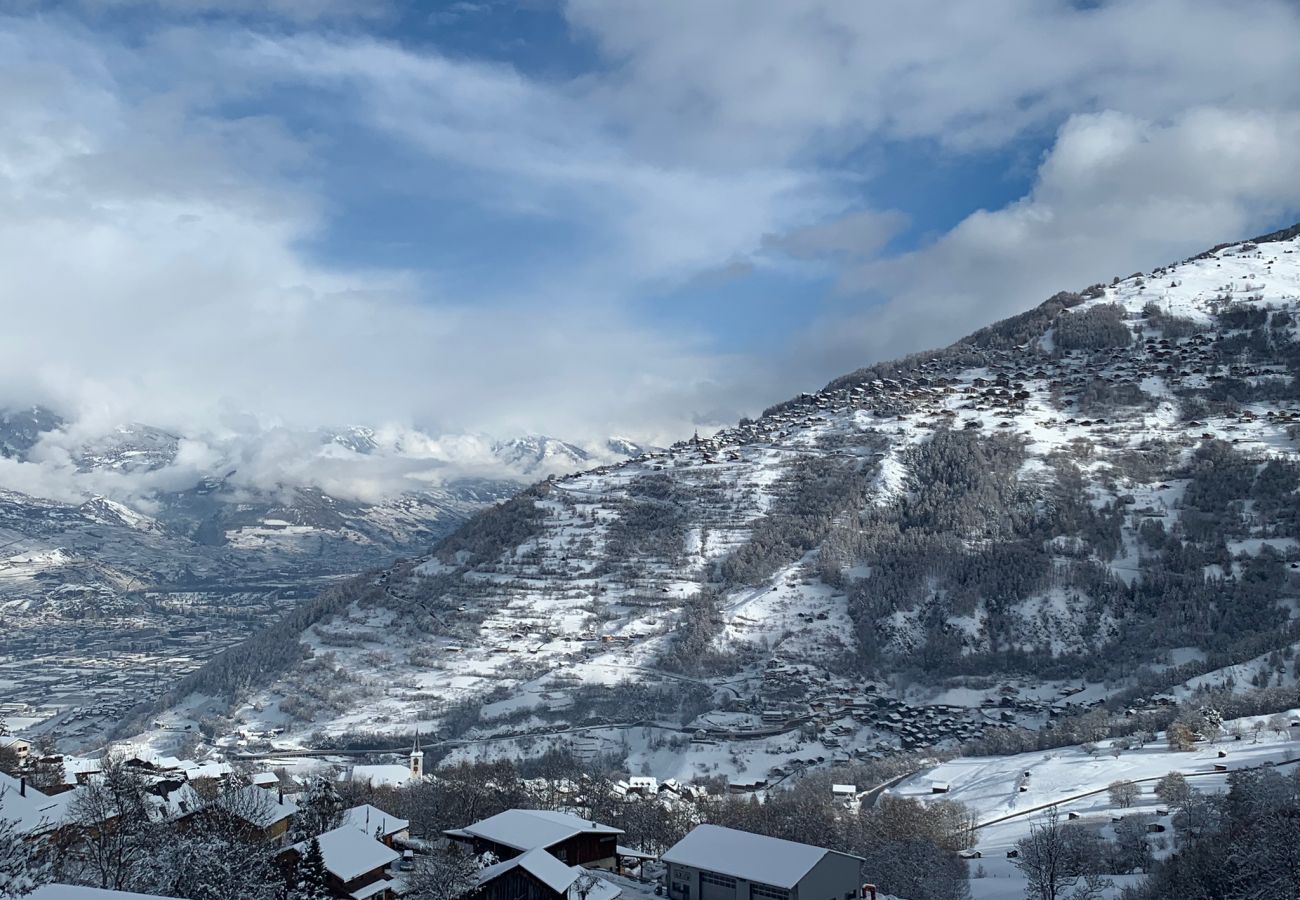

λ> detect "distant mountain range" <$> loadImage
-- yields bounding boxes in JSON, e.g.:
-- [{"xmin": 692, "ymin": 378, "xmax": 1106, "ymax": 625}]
[{"xmin": 0, "ymin": 408, "xmax": 657, "ymax": 606}]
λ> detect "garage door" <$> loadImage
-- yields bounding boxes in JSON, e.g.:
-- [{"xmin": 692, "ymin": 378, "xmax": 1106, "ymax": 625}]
[{"xmin": 701, "ymin": 873, "xmax": 738, "ymax": 900}]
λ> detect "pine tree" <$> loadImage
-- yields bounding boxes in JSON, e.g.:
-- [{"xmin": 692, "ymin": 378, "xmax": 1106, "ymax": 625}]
[
  {"xmin": 287, "ymin": 837, "xmax": 331, "ymax": 900},
  {"xmin": 290, "ymin": 775, "xmax": 345, "ymax": 843}
]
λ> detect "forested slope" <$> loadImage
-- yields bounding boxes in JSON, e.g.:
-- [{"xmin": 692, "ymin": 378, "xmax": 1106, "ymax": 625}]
[{"xmin": 151, "ymin": 224, "xmax": 1300, "ymax": 780}]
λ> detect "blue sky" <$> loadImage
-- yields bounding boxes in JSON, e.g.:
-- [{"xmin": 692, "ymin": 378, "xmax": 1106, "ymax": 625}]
[{"xmin": 1, "ymin": 0, "xmax": 1299, "ymax": 445}]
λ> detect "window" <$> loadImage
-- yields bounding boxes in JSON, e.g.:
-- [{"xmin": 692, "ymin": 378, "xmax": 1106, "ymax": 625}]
[
  {"xmin": 750, "ymin": 884, "xmax": 789, "ymax": 900},
  {"xmin": 702, "ymin": 873, "xmax": 737, "ymax": 890}
]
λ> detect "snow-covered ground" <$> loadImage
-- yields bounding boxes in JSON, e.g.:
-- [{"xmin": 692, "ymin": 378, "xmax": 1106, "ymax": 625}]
[
  {"xmin": 890, "ymin": 708, "xmax": 1300, "ymax": 897},
  {"xmin": 130, "ymin": 229, "xmax": 1300, "ymax": 800}
]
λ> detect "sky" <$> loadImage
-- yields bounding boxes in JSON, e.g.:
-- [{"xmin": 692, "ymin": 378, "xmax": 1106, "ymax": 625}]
[{"xmin": 2, "ymin": 0, "xmax": 1300, "ymax": 451}]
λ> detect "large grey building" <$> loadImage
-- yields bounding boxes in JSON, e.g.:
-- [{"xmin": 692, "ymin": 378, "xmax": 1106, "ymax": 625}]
[{"xmin": 661, "ymin": 825, "xmax": 865, "ymax": 900}]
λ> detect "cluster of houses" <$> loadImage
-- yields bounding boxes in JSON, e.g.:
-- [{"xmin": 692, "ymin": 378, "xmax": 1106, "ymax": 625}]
[{"xmin": 3, "ymin": 740, "xmax": 874, "ymax": 900}]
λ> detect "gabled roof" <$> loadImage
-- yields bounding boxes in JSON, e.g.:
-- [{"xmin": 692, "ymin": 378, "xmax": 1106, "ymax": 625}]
[
  {"xmin": 477, "ymin": 847, "xmax": 622, "ymax": 900},
  {"xmin": 230, "ymin": 785, "xmax": 298, "ymax": 828},
  {"xmin": 661, "ymin": 825, "xmax": 862, "ymax": 890},
  {"xmin": 342, "ymin": 803, "xmax": 408, "ymax": 838},
  {"xmin": 0, "ymin": 771, "xmax": 77, "ymax": 835},
  {"xmin": 294, "ymin": 825, "xmax": 400, "ymax": 884},
  {"xmin": 479, "ymin": 847, "xmax": 581, "ymax": 894},
  {"xmin": 452, "ymin": 809, "xmax": 623, "ymax": 853}
]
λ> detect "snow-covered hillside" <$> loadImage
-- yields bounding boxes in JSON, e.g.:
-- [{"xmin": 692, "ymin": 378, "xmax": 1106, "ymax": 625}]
[
  {"xmin": 153, "ymin": 224, "xmax": 1300, "ymax": 786},
  {"xmin": 0, "ymin": 410, "xmax": 650, "ymax": 748},
  {"xmin": 887, "ymin": 707, "xmax": 1300, "ymax": 899}
]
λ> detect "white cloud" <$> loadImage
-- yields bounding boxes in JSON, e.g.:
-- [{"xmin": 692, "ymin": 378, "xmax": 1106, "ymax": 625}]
[
  {"xmin": 2, "ymin": 0, "xmax": 1300, "ymax": 511},
  {"xmin": 0, "ymin": 15, "xmax": 749, "ymax": 456},
  {"xmin": 791, "ymin": 107, "xmax": 1300, "ymax": 377},
  {"xmin": 567, "ymin": 0, "xmax": 1300, "ymax": 156}
]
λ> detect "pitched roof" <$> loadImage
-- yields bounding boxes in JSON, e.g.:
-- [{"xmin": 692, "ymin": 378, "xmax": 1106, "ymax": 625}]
[
  {"xmin": 294, "ymin": 825, "xmax": 400, "ymax": 884},
  {"xmin": 230, "ymin": 785, "xmax": 298, "ymax": 828},
  {"xmin": 342, "ymin": 803, "xmax": 409, "ymax": 837},
  {"xmin": 477, "ymin": 847, "xmax": 621, "ymax": 900},
  {"xmin": 478, "ymin": 846, "xmax": 581, "ymax": 894},
  {"xmin": 454, "ymin": 809, "xmax": 623, "ymax": 853},
  {"xmin": 661, "ymin": 825, "xmax": 862, "ymax": 890},
  {"xmin": 0, "ymin": 771, "xmax": 77, "ymax": 835}
]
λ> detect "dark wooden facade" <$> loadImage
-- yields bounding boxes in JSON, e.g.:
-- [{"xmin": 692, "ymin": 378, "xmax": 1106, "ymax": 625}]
[
  {"xmin": 480, "ymin": 867, "xmax": 567, "ymax": 900},
  {"xmin": 468, "ymin": 831, "xmax": 617, "ymax": 868}
]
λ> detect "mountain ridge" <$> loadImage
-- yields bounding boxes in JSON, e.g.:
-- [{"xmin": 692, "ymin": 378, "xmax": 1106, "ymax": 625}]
[{"xmin": 135, "ymin": 222, "xmax": 1300, "ymax": 785}]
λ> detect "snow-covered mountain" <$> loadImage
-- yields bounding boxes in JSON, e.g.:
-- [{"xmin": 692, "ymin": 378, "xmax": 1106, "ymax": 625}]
[
  {"xmin": 491, "ymin": 435, "xmax": 592, "ymax": 474},
  {"xmin": 150, "ymin": 222, "xmax": 1300, "ymax": 781},
  {"xmin": 0, "ymin": 415, "xmax": 653, "ymax": 606}
]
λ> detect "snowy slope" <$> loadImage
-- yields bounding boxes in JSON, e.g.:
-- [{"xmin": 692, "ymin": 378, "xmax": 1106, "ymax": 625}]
[{"xmin": 157, "ymin": 224, "xmax": 1300, "ymax": 784}]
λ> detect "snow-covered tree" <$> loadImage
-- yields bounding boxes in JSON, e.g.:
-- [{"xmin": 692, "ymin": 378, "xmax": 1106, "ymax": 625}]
[
  {"xmin": 1166, "ymin": 722, "xmax": 1196, "ymax": 752},
  {"xmin": 1152, "ymin": 772, "xmax": 1190, "ymax": 805},
  {"xmin": 129, "ymin": 778, "xmax": 283, "ymax": 900},
  {"xmin": 1108, "ymin": 817, "xmax": 1153, "ymax": 874},
  {"xmin": 287, "ymin": 837, "xmax": 331, "ymax": 900},
  {"xmin": 290, "ymin": 774, "xmax": 345, "ymax": 842},
  {"xmin": 1107, "ymin": 780, "xmax": 1139, "ymax": 809},
  {"xmin": 0, "ymin": 794, "xmax": 47, "ymax": 899},
  {"xmin": 1013, "ymin": 807, "xmax": 1112, "ymax": 900},
  {"xmin": 405, "ymin": 845, "xmax": 483, "ymax": 900},
  {"xmin": 61, "ymin": 754, "xmax": 157, "ymax": 890},
  {"xmin": 1198, "ymin": 706, "xmax": 1223, "ymax": 743}
]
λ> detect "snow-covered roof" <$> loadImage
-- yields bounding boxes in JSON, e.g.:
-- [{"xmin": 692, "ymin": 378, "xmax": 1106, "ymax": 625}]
[
  {"xmin": 454, "ymin": 809, "xmax": 622, "ymax": 853},
  {"xmin": 477, "ymin": 847, "xmax": 590, "ymax": 895},
  {"xmin": 29, "ymin": 885, "xmax": 184, "ymax": 900},
  {"xmin": 582, "ymin": 873, "xmax": 623, "ymax": 900},
  {"xmin": 346, "ymin": 764, "xmax": 413, "ymax": 786},
  {"xmin": 0, "ymin": 771, "xmax": 77, "ymax": 835},
  {"xmin": 181, "ymin": 761, "xmax": 231, "ymax": 780},
  {"xmin": 250, "ymin": 772, "xmax": 280, "ymax": 787},
  {"xmin": 232, "ymin": 785, "xmax": 299, "ymax": 828},
  {"xmin": 661, "ymin": 825, "xmax": 861, "ymax": 889},
  {"xmin": 350, "ymin": 878, "xmax": 395, "ymax": 900},
  {"xmin": 295, "ymin": 825, "xmax": 400, "ymax": 884},
  {"xmin": 616, "ymin": 845, "xmax": 658, "ymax": 861},
  {"xmin": 343, "ymin": 803, "xmax": 408, "ymax": 838},
  {"xmin": 479, "ymin": 847, "xmax": 578, "ymax": 894}
]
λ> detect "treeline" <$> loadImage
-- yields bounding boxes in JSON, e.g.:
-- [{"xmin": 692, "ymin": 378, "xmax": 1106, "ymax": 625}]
[
  {"xmin": 1053, "ymin": 302, "xmax": 1133, "ymax": 351},
  {"xmin": 1122, "ymin": 767, "xmax": 1300, "ymax": 899},
  {"xmin": 432, "ymin": 483, "xmax": 549, "ymax": 566}
]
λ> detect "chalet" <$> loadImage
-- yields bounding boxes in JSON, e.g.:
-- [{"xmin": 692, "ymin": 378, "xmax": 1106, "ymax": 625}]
[
  {"xmin": 1, "ymin": 736, "xmax": 31, "ymax": 766},
  {"xmin": 287, "ymin": 824, "xmax": 400, "ymax": 900},
  {"xmin": 342, "ymin": 804, "xmax": 409, "ymax": 848},
  {"xmin": 446, "ymin": 809, "xmax": 623, "ymax": 869},
  {"xmin": 662, "ymin": 825, "xmax": 864, "ymax": 900},
  {"xmin": 477, "ymin": 847, "xmax": 622, "ymax": 900},
  {"xmin": 230, "ymin": 786, "xmax": 298, "ymax": 844}
]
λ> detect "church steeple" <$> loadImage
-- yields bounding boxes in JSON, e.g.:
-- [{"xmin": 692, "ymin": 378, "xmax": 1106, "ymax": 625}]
[{"xmin": 409, "ymin": 730, "xmax": 424, "ymax": 779}]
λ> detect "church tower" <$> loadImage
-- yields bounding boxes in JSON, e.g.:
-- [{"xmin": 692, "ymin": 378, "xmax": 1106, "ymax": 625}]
[{"xmin": 409, "ymin": 730, "xmax": 424, "ymax": 780}]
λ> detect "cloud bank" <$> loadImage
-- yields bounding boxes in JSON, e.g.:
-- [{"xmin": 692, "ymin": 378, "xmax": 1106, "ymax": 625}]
[{"xmin": 0, "ymin": 1, "xmax": 1298, "ymax": 505}]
